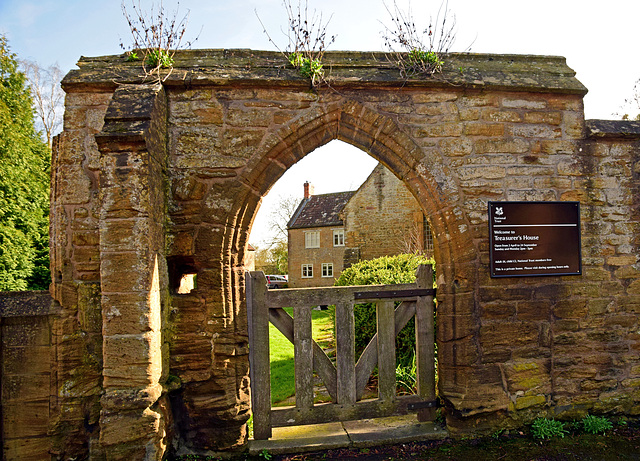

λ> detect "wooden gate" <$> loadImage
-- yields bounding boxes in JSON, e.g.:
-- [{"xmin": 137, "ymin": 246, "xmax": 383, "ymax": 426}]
[{"xmin": 247, "ymin": 265, "xmax": 436, "ymax": 440}]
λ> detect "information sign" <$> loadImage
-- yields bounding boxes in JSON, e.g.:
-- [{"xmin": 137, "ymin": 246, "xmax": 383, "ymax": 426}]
[{"xmin": 489, "ymin": 201, "xmax": 581, "ymax": 277}]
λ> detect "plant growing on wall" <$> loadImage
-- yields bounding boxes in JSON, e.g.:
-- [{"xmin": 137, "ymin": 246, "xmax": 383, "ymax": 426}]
[
  {"xmin": 380, "ymin": 0, "xmax": 459, "ymax": 78},
  {"xmin": 120, "ymin": 0, "xmax": 198, "ymax": 82},
  {"xmin": 257, "ymin": 0, "xmax": 336, "ymax": 87}
]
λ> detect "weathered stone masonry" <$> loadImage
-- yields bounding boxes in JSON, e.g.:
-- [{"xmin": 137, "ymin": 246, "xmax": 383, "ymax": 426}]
[{"xmin": 2, "ymin": 49, "xmax": 638, "ymax": 459}]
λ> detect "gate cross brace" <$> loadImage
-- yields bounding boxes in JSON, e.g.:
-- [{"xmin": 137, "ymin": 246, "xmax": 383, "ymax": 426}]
[
  {"xmin": 354, "ymin": 288, "xmax": 436, "ymax": 300},
  {"xmin": 407, "ymin": 400, "xmax": 440, "ymax": 410}
]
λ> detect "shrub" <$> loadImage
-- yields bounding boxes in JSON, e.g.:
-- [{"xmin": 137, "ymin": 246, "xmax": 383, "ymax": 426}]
[
  {"xmin": 334, "ymin": 254, "xmax": 435, "ymax": 367},
  {"xmin": 580, "ymin": 414, "xmax": 613, "ymax": 434},
  {"xmin": 531, "ymin": 418, "xmax": 568, "ymax": 440}
]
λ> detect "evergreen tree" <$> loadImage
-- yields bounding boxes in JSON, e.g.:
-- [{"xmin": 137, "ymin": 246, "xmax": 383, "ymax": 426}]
[{"xmin": 0, "ymin": 35, "xmax": 50, "ymax": 291}]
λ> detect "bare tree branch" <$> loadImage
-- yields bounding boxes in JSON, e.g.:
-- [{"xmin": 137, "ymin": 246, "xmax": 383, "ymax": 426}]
[
  {"xmin": 268, "ymin": 194, "xmax": 300, "ymax": 244},
  {"xmin": 20, "ymin": 60, "xmax": 64, "ymax": 147}
]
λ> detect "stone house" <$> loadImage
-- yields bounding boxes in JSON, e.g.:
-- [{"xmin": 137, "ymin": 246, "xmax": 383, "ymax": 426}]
[
  {"xmin": 341, "ymin": 162, "xmax": 434, "ymax": 265},
  {"xmin": 287, "ymin": 182, "xmax": 354, "ymax": 287},
  {"xmin": 287, "ymin": 164, "xmax": 432, "ymax": 287}
]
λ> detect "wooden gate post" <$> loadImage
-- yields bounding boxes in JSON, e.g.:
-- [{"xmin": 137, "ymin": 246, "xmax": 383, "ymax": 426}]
[
  {"xmin": 415, "ymin": 264, "xmax": 436, "ymax": 421},
  {"xmin": 377, "ymin": 300, "xmax": 396, "ymax": 403},
  {"xmin": 247, "ymin": 271, "xmax": 272, "ymax": 440},
  {"xmin": 336, "ymin": 302, "xmax": 356, "ymax": 405}
]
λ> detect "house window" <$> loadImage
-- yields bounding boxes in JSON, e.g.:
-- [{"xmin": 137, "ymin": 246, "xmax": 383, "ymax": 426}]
[
  {"xmin": 305, "ymin": 231, "xmax": 320, "ymax": 248},
  {"xmin": 302, "ymin": 264, "xmax": 313, "ymax": 278},
  {"xmin": 424, "ymin": 217, "xmax": 434, "ymax": 257},
  {"xmin": 322, "ymin": 263, "xmax": 333, "ymax": 278},
  {"xmin": 333, "ymin": 229, "xmax": 344, "ymax": 247}
]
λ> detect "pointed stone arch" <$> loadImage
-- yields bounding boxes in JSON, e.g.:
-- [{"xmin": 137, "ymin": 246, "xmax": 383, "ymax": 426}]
[{"xmin": 220, "ymin": 96, "xmax": 479, "ymax": 423}]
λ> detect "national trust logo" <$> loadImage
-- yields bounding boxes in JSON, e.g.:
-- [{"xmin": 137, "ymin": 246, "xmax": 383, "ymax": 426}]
[{"xmin": 493, "ymin": 205, "xmax": 506, "ymax": 223}]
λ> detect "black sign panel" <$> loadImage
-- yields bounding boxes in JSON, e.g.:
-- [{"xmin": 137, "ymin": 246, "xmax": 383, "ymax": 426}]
[{"xmin": 489, "ymin": 201, "xmax": 581, "ymax": 277}]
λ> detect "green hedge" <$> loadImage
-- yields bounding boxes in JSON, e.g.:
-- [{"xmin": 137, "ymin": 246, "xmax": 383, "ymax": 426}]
[{"xmin": 334, "ymin": 254, "xmax": 435, "ymax": 367}]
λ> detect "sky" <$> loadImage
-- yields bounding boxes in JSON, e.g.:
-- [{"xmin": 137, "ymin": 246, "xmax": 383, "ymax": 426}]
[{"xmin": 2, "ymin": 0, "xmax": 639, "ymax": 246}]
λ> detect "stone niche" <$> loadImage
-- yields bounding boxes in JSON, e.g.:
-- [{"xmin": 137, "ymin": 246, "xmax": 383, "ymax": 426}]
[{"xmin": 43, "ymin": 49, "xmax": 640, "ymax": 459}]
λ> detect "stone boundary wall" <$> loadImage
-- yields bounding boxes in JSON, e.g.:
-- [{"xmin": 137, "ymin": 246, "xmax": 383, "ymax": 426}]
[
  {"xmin": 41, "ymin": 49, "xmax": 640, "ymax": 459},
  {"xmin": 0, "ymin": 291, "xmax": 55, "ymax": 460}
]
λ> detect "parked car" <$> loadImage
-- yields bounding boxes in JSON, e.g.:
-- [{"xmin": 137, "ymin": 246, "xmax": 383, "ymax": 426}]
[{"xmin": 266, "ymin": 275, "xmax": 288, "ymax": 289}]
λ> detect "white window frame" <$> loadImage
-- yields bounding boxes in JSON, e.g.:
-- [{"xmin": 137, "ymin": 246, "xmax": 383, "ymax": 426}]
[
  {"xmin": 302, "ymin": 264, "xmax": 313, "ymax": 278},
  {"xmin": 305, "ymin": 231, "xmax": 320, "ymax": 248},
  {"xmin": 322, "ymin": 263, "xmax": 333, "ymax": 278},
  {"xmin": 333, "ymin": 229, "xmax": 345, "ymax": 247}
]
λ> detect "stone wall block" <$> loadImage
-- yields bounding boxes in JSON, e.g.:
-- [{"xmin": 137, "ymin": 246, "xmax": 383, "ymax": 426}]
[
  {"xmin": 167, "ymin": 231, "xmax": 196, "ymax": 256},
  {"xmin": 503, "ymin": 360, "xmax": 551, "ymax": 395},
  {"xmin": 481, "ymin": 108, "xmax": 522, "ymax": 123},
  {"xmin": 73, "ymin": 246, "xmax": 101, "ymax": 275},
  {"xmin": 516, "ymin": 300, "xmax": 551, "ymax": 321},
  {"xmin": 2, "ymin": 316, "xmax": 51, "ymax": 347},
  {"xmin": 202, "ymin": 182, "xmax": 246, "ymax": 225},
  {"xmin": 2, "ymin": 374, "xmax": 50, "ymax": 403},
  {"xmin": 100, "ymin": 218, "xmax": 151, "ymax": 252},
  {"xmin": 77, "ymin": 282, "xmax": 102, "ymax": 333},
  {"xmin": 173, "ymin": 176, "xmax": 208, "ymax": 202},
  {"xmin": 439, "ymin": 337, "xmax": 479, "ymax": 367},
  {"xmin": 100, "ymin": 174, "xmax": 152, "ymax": 219},
  {"xmin": 463, "ymin": 123, "xmax": 505, "ymax": 137},
  {"xmin": 100, "ymin": 251, "xmax": 155, "ymax": 293},
  {"xmin": 55, "ymin": 164, "xmax": 93, "ymax": 205},
  {"xmin": 99, "ymin": 407, "xmax": 164, "ymax": 454},
  {"xmin": 479, "ymin": 286, "xmax": 532, "ymax": 303},
  {"xmin": 502, "ymin": 98, "xmax": 546, "ymax": 109},
  {"xmin": 509, "ymin": 124, "xmax": 562, "ymax": 138},
  {"xmin": 523, "ymin": 111, "xmax": 563, "ymax": 125},
  {"xmin": 102, "ymin": 334, "xmax": 162, "ymax": 388},
  {"xmin": 479, "ymin": 322, "xmax": 539, "ymax": 349},
  {"xmin": 439, "ymin": 138, "xmax": 474, "ymax": 156},
  {"xmin": 437, "ymin": 314, "xmax": 475, "ymax": 342},
  {"xmin": 412, "ymin": 92, "xmax": 459, "ymax": 103},
  {"xmin": 458, "ymin": 107, "xmax": 481, "ymax": 120},
  {"xmin": 193, "ymin": 225, "xmax": 226, "ymax": 265},
  {"xmin": 553, "ymin": 299, "xmax": 587, "ymax": 319},
  {"xmin": 2, "ymin": 402, "xmax": 50, "ymax": 438},
  {"xmin": 102, "ymin": 292, "xmax": 160, "ymax": 336},
  {"xmin": 563, "ymin": 111, "xmax": 585, "ymax": 137},
  {"xmin": 481, "ymin": 302, "xmax": 516, "ymax": 320},
  {"xmin": 226, "ymin": 107, "xmax": 273, "ymax": 127},
  {"xmin": 434, "ymin": 292, "xmax": 473, "ymax": 317},
  {"xmin": 474, "ymin": 138, "xmax": 530, "ymax": 154},
  {"xmin": 414, "ymin": 123, "xmax": 464, "ymax": 138}
]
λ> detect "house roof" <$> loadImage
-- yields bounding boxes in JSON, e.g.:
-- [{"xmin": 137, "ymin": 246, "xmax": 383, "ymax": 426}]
[{"xmin": 287, "ymin": 191, "xmax": 356, "ymax": 229}]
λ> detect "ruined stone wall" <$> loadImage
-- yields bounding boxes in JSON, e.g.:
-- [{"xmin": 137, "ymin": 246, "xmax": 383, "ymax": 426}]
[
  {"xmin": 45, "ymin": 50, "xmax": 640, "ymax": 458},
  {"xmin": 49, "ymin": 86, "xmax": 109, "ymax": 459},
  {"xmin": 342, "ymin": 163, "xmax": 424, "ymax": 260}
]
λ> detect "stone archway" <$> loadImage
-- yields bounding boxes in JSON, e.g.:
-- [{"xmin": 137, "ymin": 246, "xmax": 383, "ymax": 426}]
[
  {"xmin": 50, "ymin": 49, "xmax": 637, "ymax": 460},
  {"xmin": 166, "ymin": 94, "xmax": 476, "ymax": 452}
]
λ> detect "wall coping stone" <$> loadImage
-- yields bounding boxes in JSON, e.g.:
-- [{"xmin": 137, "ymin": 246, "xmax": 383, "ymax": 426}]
[
  {"xmin": 62, "ymin": 49, "xmax": 587, "ymax": 95},
  {"xmin": 0, "ymin": 291, "xmax": 55, "ymax": 317},
  {"xmin": 586, "ymin": 119, "xmax": 640, "ymax": 139}
]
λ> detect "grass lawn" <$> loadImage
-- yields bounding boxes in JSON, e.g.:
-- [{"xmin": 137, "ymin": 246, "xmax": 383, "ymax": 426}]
[{"xmin": 269, "ymin": 306, "xmax": 335, "ymax": 404}]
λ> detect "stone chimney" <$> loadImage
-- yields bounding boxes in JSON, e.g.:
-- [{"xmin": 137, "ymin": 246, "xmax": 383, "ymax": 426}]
[{"xmin": 303, "ymin": 181, "xmax": 315, "ymax": 199}]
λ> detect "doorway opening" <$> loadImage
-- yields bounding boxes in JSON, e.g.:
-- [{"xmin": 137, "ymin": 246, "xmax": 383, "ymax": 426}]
[{"xmin": 246, "ymin": 139, "xmax": 438, "ymax": 425}]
